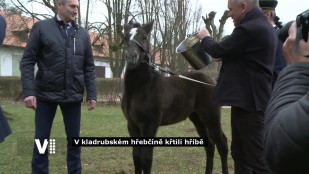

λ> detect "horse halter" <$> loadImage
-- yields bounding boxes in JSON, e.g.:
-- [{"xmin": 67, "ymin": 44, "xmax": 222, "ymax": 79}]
[
  {"xmin": 129, "ymin": 39, "xmax": 152, "ymax": 64},
  {"xmin": 128, "ymin": 38, "xmax": 216, "ymax": 86},
  {"xmin": 129, "ymin": 39, "xmax": 166, "ymax": 75}
]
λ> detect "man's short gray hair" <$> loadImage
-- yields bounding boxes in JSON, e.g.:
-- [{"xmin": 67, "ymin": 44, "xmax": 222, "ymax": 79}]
[
  {"xmin": 57, "ymin": 0, "xmax": 69, "ymax": 3},
  {"xmin": 232, "ymin": 0, "xmax": 259, "ymax": 8}
]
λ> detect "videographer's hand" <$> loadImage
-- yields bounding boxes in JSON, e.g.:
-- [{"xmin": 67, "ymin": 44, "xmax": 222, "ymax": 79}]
[{"xmin": 283, "ymin": 22, "xmax": 309, "ymax": 64}]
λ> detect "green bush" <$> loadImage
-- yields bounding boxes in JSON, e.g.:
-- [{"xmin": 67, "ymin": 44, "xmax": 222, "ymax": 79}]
[
  {"xmin": 0, "ymin": 76, "xmax": 23, "ymax": 100},
  {"xmin": 0, "ymin": 77, "xmax": 124, "ymax": 104},
  {"xmin": 96, "ymin": 78, "xmax": 123, "ymax": 105}
]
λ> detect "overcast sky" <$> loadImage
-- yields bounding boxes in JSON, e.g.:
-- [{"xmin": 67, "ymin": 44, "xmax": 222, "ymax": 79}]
[
  {"xmin": 23, "ymin": 0, "xmax": 308, "ymax": 35},
  {"xmin": 197, "ymin": 0, "xmax": 308, "ymax": 35}
]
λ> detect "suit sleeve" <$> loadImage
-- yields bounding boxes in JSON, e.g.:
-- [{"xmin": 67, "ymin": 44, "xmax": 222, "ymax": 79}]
[
  {"xmin": 200, "ymin": 26, "xmax": 251, "ymax": 58},
  {"xmin": 83, "ymin": 32, "xmax": 97, "ymax": 101},
  {"xmin": 20, "ymin": 23, "xmax": 40, "ymax": 98}
]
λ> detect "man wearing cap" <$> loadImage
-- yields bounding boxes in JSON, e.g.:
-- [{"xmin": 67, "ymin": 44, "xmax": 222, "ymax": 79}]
[{"xmin": 260, "ymin": 0, "xmax": 287, "ymax": 86}]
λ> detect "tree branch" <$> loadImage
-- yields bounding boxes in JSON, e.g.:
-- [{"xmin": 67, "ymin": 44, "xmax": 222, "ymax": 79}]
[
  {"xmin": 42, "ymin": 0, "xmax": 57, "ymax": 13},
  {"xmin": 217, "ymin": 10, "xmax": 229, "ymax": 41}
]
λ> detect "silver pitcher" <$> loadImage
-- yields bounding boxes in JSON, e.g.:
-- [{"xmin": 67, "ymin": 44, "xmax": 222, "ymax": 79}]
[{"xmin": 176, "ymin": 34, "xmax": 212, "ymax": 70}]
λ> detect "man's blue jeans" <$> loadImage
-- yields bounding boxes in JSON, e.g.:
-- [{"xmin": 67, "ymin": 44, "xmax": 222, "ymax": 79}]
[{"xmin": 32, "ymin": 100, "xmax": 82, "ymax": 174}]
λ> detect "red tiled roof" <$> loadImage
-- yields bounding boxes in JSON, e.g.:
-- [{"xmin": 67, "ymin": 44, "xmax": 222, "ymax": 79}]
[
  {"xmin": 1, "ymin": 11, "xmax": 37, "ymax": 48},
  {"xmin": 89, "ymin": 32, "xmax": 110, "ymax": 58}
]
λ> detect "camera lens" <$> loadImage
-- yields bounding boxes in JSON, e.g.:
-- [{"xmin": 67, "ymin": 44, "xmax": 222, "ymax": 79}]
[{"xmin": 278, "ymin": 21, "xmax": 294, "ymax": 42}]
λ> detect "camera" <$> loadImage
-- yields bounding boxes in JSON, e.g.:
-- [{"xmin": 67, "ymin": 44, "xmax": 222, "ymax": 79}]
[{"xmin": 279, "ymin": 9, "xmax": 309, "ymax": 43}]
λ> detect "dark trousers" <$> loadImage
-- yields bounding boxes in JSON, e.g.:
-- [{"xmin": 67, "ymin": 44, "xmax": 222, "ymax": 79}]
[
  {"xmin": 32, "ymin": 100, "xmax": 82, "ymax": 174},
  {"xmin": 231, "ymin": 107, "xmax": 271, "ymax": 174},
  {"xmin": 0, "ymin": 105, "xmax": 12, "ymax": 143}
]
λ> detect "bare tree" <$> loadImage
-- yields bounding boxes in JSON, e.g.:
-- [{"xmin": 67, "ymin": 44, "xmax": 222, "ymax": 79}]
[
  {"xmin": 9, "ymin": 0, "xmax": 90, "ymax": 27},
  {"xmin": 133, "ymin": 0, "xmax": 202, "ymax": 73},
  {"xmin": 9, "ymin": 0, "xmax": 54, "ymax": 20},
  {"xmin": 8, "ymin": 0, "xmax": 109, "ymax": 54},
  {"xmin": 202, "ymin": 10, "xmax": 229, "ymax": 42},
  {"xmin": 6, "ymin": 0, "xmax": 228, "ymax": 77},
  {"xmin": 1, "ymin": 0, "xmax": 22, "ymax": 13},
  {"xmin": 101, "ymin": 0, "xmax": 132, "ymax": 77}
]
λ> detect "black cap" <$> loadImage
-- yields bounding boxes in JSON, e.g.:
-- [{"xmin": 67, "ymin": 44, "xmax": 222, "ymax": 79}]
[{"xmin": 259, "ymin": 0, "xmax": 278, "ymax": 9}]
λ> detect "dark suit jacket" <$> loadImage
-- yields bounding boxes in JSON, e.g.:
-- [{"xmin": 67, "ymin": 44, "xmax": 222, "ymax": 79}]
[
  {"xmin": 0, "ymin": 14, "xmax": 6, "ymax": 46},
  {"xmin": 200, "ymin": 8, "xmax": 276, "ymax": 111},
  {"xmin": 21, "ymin": 16, "xmax": 97, "ymax": 103}
]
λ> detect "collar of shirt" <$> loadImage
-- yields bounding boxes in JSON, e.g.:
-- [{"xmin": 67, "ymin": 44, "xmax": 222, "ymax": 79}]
[{"xmin": 57, "ymin": 14, "xmax": 72, "ymax": 28}]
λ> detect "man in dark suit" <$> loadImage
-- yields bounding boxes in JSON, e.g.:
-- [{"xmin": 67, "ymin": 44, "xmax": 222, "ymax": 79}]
[
  {"xmin": 21, "ymin": 0, "xmax": 96, "ymax": 173},
  {"xmin": 0, "ymin": 13, "xmax": 6, "ymax": 46},
  {"xmin": 0, "ymin": 13, "xmax": 12, "ymax": 144},
  {"xmin": 197, "ymin": 0, "xmax": 276, "ymax": 173}
]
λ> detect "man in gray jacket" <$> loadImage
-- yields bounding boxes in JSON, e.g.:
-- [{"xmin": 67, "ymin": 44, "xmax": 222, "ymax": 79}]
[
  {"xmin": 264, "ymin": 21, "xmax": 309, "ymax": 174},
  {"xmin": 20, "ymin": 0, "xmax": 97, "ymax": 173}
]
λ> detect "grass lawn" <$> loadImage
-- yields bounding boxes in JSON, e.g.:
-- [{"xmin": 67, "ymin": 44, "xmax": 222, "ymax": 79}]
[{"xmin": 0, "ymin": 100, "xmax": 234, "ymax": 174}]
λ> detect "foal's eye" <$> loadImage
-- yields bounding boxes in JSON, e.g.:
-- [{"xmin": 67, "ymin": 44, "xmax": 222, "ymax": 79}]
[{"xmin": 142, "ymin": 36, "xmax": 147, "ymax": 41}]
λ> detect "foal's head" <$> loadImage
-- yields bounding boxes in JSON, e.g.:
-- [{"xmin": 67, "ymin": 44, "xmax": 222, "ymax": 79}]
[{"xmin": 124, "ymin": 21, "xmax": 154, "ymax": 68}]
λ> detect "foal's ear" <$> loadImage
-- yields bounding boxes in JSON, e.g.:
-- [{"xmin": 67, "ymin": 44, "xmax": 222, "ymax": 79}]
[
  {"xmin": 142, "ymin": 20, "xmax": 154, "ymax": 35},
  {"xmin": 124, "ymin": 24, "xmax": 132, "ymax": 32}
]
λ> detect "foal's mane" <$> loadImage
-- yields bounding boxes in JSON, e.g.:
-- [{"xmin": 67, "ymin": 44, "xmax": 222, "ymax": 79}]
[{"xmin": 132, "ymin": 22, "xmax": 141, "ymax": 28}]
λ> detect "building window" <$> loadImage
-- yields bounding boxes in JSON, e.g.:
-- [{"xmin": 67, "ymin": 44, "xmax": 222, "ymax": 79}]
[
  {"xmin": 12, "ymin": 55, "xmax": 22, "ymax": 76},
  {"xmin": 13, "ymin": 30, "xmax": 29, "ymax": 42},
  {"xmin": 94, "ymin": 44, "xmax": 104, "ymax": 53},
  {"xmin": 95, "ymin": 66, "xmax": 105, "ymax": 78}
]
